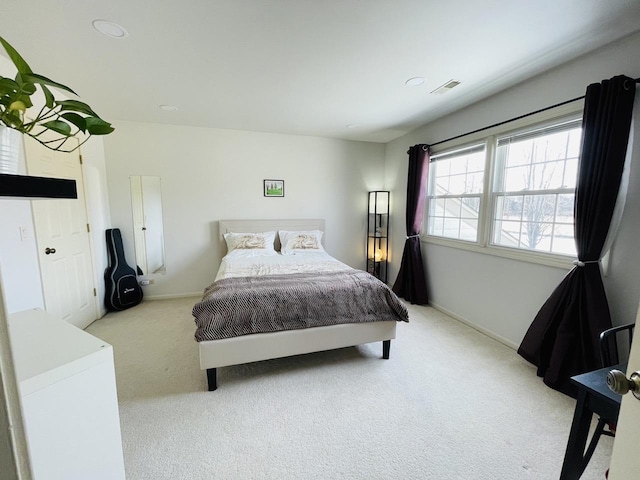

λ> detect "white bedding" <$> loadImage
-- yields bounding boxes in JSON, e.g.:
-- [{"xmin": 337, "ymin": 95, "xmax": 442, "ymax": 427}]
[{"xmin": 215, "ymin": 251, "xmax": 352, "ymax": 281}]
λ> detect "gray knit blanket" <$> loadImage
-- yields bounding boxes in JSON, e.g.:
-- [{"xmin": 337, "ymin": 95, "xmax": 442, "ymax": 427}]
[{"xmin": 193, "ymin": 270, "xmax": 409, "ymax": 341}]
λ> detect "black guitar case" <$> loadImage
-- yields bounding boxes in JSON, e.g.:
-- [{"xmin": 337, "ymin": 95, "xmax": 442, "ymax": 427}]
[{"xmin": 104, "ymin": 228, "xmax": 143, "ymax": 311}]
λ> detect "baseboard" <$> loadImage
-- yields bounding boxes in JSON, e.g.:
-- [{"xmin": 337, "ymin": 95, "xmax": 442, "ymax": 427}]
[
  {"xmin": 144, "ymin": 292, "xmax": 202, "ymax": 300},
  {"xmin": 428, "ymin": 302, "xmax": 519, "ymax": 351}
]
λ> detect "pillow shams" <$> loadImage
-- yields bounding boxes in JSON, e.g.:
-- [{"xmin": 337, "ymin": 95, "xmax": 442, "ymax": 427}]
[
  {"xmin": 279, "ymin": 230, "xmax": 325, "ymax": 255},
  {"xmin": 223, "ymin": 231, "xmax": 276, "ymax": 253}
]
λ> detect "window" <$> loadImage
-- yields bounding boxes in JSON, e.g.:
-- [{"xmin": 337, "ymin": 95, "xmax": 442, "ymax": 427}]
[
  {"xmin": 0, "ymin": 126, "xmax": 20, "ymax": 174},
  {"xmin": 425, "ymin": 114, "xmax": 582, "ymax": 261},
  {"xmin": 427, "ymin": 144, "xmax": 485, "ymax": 242},
  {"xmin": 492, "ymin": 119, "xmax": 581, "ymax": 256}
]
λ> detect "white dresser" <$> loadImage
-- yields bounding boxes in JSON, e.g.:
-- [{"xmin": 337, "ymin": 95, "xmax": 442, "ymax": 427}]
[{"xmin": 8, "ymin": 309, "xmax": 126, "ymax": 480}]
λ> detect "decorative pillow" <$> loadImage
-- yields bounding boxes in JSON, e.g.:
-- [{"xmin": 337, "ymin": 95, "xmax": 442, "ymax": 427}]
[
  {"xmin": 223, "ymin": 231, "xmax": 276, "ymax": 253},
  {"xmin": 279, "ymin": 230, "xmax": 325, "ymax": 255}
]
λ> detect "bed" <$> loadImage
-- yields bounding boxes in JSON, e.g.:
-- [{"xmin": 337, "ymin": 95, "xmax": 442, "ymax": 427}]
[{"xmin": 192, "ymin": 219, "xmax": 408, "ymax": 391}]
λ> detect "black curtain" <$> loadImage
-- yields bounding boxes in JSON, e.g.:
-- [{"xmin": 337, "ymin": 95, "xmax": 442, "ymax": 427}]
[
  {"xmin": 518, "ymin": 75, "xmax": 636, "ymax": 396},
  {"xmin": 392, "ymin": 144, "xmax": 429, "ymax": 305}
]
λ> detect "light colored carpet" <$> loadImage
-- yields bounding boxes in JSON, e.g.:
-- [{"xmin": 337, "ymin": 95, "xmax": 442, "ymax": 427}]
[{"xmin": 87, "ymin": 298, "xmax": 613, "ymax": 480}]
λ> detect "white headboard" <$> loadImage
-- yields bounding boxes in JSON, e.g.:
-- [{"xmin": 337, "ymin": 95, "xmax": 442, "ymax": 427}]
[{"xmin": 218, "ymin": 219, "xmax": 326, "ymax": 251}]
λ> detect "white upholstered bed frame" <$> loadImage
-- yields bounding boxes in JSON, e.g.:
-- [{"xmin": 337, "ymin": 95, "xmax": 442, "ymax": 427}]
[{"xmin": 198, "ymin": 219, "xmax": 397, "ymax": 391}]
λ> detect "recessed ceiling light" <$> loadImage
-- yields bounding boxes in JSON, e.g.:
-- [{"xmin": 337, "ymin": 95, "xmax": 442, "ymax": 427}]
[
  {"xmin": 405, "ymin": 77, "xmax": 425, "ymax": 86},
  {"xmin": 159, "ymin": 105, "xmax": 178, "ymax": 112},
  {"xmin": 92, "ymin": 20, "xmax": 128, "ymax": 39}
]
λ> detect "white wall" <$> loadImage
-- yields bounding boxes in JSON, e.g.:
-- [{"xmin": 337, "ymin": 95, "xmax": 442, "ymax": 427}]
[
  {"xmin": 0, "ymin": 57, "xmax": 44, "ymax": 313},
  {"xmin": 385, "ymin": 31, "xmax": 640, "ymax": 348},
  {"xmin": 103, "ymin": 122, "xmax": 385, "ymax": 298}
]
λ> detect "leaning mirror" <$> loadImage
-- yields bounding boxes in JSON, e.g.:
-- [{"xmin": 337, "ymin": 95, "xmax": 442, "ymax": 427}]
[{"xmin": 130, "ymin": 175, "xmax": 166, "ymax": 275}]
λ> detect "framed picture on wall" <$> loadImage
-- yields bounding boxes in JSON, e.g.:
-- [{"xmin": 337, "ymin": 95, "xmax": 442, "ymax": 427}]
[{"xmin": 263, "ymin": 179, "xmax": 284, "ymax": 197}]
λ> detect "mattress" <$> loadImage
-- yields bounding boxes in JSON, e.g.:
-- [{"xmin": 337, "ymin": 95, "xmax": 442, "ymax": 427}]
[{"xmin": 193, "ymin": 252, "xmax": 408, "ymax": 341}]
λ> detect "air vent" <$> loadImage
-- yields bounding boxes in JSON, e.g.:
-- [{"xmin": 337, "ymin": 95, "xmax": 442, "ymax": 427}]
[{"xmin": 430, "ymin": 79, "xmax": 461, "ymax": 95}]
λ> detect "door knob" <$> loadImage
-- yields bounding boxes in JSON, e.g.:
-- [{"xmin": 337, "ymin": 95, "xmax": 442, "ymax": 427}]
[
  {"xmin": 44, "ymin": 247, "xmax": 56, "ymax": 255},
  {"xmin": 607, "ymin": 369, "xmax": 640, "ymax": 399}
]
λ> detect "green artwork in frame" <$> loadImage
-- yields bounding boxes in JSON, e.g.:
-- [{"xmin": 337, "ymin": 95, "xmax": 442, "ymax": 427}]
[{"xmin": 264, "ymin": 179, "xmax": 284, "ymax": 197}]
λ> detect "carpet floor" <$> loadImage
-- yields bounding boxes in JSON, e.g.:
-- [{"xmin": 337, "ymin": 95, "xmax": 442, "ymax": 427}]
[{"xmin": 86, "ymin": 297, "xmax": 613, "ymax": 480}]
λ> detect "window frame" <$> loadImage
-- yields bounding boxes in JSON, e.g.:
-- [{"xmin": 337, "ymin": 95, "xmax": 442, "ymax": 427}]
[{"xmin": 422, "ymin": 101, "xmax": 584, "ymax": 269}]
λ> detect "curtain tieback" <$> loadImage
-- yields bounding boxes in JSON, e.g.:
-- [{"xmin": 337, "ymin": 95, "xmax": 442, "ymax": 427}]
[
  {"xmin": 407, "ymin": 234, "xmax": 420, "ymax": 239},
  {"xmin": 573, "ymin": 259, "xmax": 599, "ymax": 267}
]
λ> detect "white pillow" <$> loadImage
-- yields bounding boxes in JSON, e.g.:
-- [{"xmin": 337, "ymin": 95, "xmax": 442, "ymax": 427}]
[
  {"xmin": 223, "ymin": 231, "xmax": 276, "ymax": 253},
  {"xmin": 279, "ymin": 230, "xmax": 325, "ymax": 255}
]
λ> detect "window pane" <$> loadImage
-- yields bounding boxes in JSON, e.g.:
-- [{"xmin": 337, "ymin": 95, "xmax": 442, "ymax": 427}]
[
  {"xmin": 531, "ymin": 160, "xmax": 564, "ymax": 189},
  {"xmin": 503, "ymin": 165, "xmax": 529, "ymax": 191},
  {"xmin": 444, "ymin": 197, "xmax": 461, "ymax": 218},
  {"xmin": 443, "ymin": 218, "xmax": 460, "ymax": 238},
  {"xmin": 504, "ymin": 142, "xmax": 531, "ymax": 167},
  {"xmin": 428, "ymin": 215, "xmax": 443, "ymax": 237},
  {"xmin": 493, "ymin": 220, "xmax": 522, "ymax": 247},
  {"xmin": 556, "ymin": 194, "xmax": 574, "ymax": 220},
  {"xmin": 467, "ymin": 154, "xmax": 485, "ymax": 172},
  {"xmin": 467, "ymin": 172, "xmax": 484, "ymax": 194},
  {"xmin": 460, "ymin": 220, "xmax": 478, "ymax": 241},
  {"xmin": 523, "ymin": 222, "xmax": 553, "ymax": 250},
  {"xmin": 563, "ymin": 158, "xmax": 578, "ymax": 188},
  {"xmin": 435, "ymin": 175, "xmax": 449, "ymax": 194},
  {"xmin": 567, "ymin": 130, "xmax": 582, "ymax": 158},
  {"xmin": 461, "ymin": 197, "xmax": 480, "ymax": 218},
  {"xmin": 495, "ymin": 195, "xmax": 524, "ymax": 222},
  {"xmin": 448, "ymin": 174, "xmax": 467, "ymax": 195},
  {"xmin": 553, "ymin": 224, "xmax": 577, "ymax": 256}
]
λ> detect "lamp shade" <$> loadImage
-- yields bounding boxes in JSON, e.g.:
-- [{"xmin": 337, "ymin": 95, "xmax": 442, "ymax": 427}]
[{"xmin": 368, "ymin": 191, "xmax": 389, "ymax": 214}]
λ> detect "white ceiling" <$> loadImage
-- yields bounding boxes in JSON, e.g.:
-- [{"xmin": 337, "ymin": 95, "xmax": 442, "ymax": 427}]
[{"xmin": 2, "ymin": 0, "xmax": 640, "ymax": 143}]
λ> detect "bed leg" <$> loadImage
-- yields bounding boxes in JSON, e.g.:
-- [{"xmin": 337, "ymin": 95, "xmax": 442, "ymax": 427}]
[
  {"xmin": 206, "ymin": 368, "xmax": 217, "ymax": 391},
  {"xmin": 382, "ymin": 340, "xmax": 391, "ymax": 359}
]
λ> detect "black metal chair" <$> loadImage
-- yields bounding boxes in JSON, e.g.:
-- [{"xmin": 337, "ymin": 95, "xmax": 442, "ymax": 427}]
[
  {"xmin": 579, "ymin": 323, "xmax": 635, "ymax": 472},
  {"xmin": 599, "ymin": 323, "xmax": 635, "ymax": 367}
]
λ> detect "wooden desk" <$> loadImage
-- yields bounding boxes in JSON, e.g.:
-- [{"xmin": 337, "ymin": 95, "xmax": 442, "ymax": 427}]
[{"xmin": 559, "ymin": 364, "xmax": 624, "ymax": 480}]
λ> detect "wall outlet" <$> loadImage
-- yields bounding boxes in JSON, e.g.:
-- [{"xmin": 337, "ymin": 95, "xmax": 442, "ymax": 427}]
[{"xmin": 139, "ymin": 278, "xmax": 155, "ymax": 286}]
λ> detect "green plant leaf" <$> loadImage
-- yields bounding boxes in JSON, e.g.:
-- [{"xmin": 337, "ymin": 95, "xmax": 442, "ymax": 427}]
[
  {"xmin": 20, "ymin": 73, "xmax": 77, "ymax": 95},
  {"xmin": 0, "ymin": 77, "xmax": 19, "ymax": 92},
  {"xmin": 56, "ymin": 99, "xmax": 98, "ymax": 117},
  {"xmin": 85, "ymin": 116, "xmax": 114, "ymax": 135},
  {"xmin": 0, "ymin": 36, "xmax": 33, "ymax": 74},
  {"xmin": 15, "ymin": 74, "xmax": 37, "ymax": 95},
  {"xmin": 61, "ymin": 112, "xmax": 86, "ymax": 132},
  {"xmin": 2, "ymin": 112, "xmax": 24, "ymax": 128},
  {"xmin": 16, "ymin": 95, "xmax": 33, "ymax": 109},
  {"xmin": 42, "ymin": 85, "xmax": 55, "ymax": 108},
  {"xmin": 42, "ymin": 120, "xmax": 72, "ymax": 136}
]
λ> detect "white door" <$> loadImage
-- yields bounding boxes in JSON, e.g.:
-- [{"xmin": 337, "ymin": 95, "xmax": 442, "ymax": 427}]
[
  {"xmin": 24, "ymin": 136, "xmax": 97, "ymax": 329},
  {"xmin": 607, "ymin": 302, "xmax": 640, "ymax": 479}
]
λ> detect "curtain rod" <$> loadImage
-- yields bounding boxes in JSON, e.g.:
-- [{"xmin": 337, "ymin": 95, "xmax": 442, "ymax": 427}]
[{"xmin": 428, "ymin": 77, "xmax": 640, "ymax": 149}]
